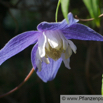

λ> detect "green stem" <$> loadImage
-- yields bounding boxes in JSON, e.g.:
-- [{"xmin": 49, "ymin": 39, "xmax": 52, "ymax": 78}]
[{"xmin": 55, "ymin": 0, "xmax": 61, "ymax": 22}]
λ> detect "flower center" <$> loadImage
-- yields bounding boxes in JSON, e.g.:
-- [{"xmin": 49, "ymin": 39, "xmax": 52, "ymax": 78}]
[
  {"xmin": 43, "ymin": 30, "xmax": 73, "ymax": 61},
  {"xmin": 37, "ymin": 30, "xmax": 77, "ymax": 67},
  {"xmin": 45, "ymin": 44, "xmax": 63, "ymax": 60}
]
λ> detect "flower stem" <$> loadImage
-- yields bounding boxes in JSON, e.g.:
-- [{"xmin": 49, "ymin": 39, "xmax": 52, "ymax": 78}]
[
  {"xmin": 55, "ymin": 0, "xmax": 61, "ymax": 22},
  {"xmin": 0, "ymin": 67, "xmax": 34, "ymax": 98}
]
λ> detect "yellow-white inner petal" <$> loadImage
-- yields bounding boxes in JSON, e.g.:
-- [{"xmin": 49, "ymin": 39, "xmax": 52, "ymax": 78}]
[
  {"xmin": 68, "ymin": 40, "xmax": 77, "ymax": 53},
  {"xmin": 59, "ymin": 31, "xmax": 68, "ymax": 50},
  {"xmin": 61, "ymin": 53, "xmax": 71, "ymax": 69},
  {"xmin": 36, "ymin": 30, "xmax": 77, "ymax": 71},
  {"xmin": 38, "ymin": 32, "xmax": 47, "ymax": 58},
  {"xmin": 64, "ymin": 45, "xmax": 72, "ymax": 59},
  {"xmin": 42, "ymin": 57, "xmax": 50, "ymax": 64},
  {"xmin": 45, "ymin": 30, "xmax": 62, "ymax": 49}
]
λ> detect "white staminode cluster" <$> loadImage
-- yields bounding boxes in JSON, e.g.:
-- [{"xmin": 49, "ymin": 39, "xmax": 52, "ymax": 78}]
[{"xmin": 36, "ymin": 30, "xmax": 77, "ymax": 71}]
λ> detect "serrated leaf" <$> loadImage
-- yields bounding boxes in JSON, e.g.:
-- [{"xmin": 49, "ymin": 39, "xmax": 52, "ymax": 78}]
[{"xmin": 61, "ymin": 0, "xmax": 70, "ymax": 23}]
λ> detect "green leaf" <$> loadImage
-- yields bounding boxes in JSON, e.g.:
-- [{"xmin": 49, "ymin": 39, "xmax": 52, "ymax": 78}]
[
  {"xmin": 101, "ymin": 74, "xmax": 103, "ymax": 95},
  {"xmin": 83, "ymin": 0, "xmax": 100, "ymax": 27},
  {"xmin": 83, "ymin": 0, "xmax": 94, "ymax": 18},
  {"xmin": 55, "ymin": 0, "xmax": 61, "ymax": 22},
  {"xmin": 61, "ymin": 0, "xmax": 70, "ymax": 23},
  {"xmin": 92, "ymin": 0, "xmax": 100, "ymax": 18}
]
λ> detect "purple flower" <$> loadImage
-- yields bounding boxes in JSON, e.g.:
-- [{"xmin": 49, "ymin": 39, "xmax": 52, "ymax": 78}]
[{"xmin": 0, "ymin": 13, "xmax": 103, "ymax": 82}]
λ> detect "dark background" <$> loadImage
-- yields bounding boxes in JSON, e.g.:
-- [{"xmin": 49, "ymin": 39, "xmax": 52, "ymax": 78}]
[{"xmin": 0, "ymin": 0, "xmax": 103, "ymax": 103}]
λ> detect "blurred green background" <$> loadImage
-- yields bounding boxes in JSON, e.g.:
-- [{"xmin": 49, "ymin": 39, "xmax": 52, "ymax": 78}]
[{"xmin": 0, "ymin": 0, "xmax": 103, "ymax": 103}]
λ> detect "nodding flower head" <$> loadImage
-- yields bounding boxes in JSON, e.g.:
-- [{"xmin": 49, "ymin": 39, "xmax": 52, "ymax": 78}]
[
  {"xmin": 0, "ymin": 12, "xmax": 103, "ymax": 82},
  {"xmin": 36, "ymin": 30, "xmax": 76, "ymax": 72}
]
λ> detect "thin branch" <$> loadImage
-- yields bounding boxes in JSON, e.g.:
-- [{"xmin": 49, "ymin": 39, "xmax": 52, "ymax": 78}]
[
  {"xmin": 75, "ymin": 15, "xmax": 94, "ymax": 21},
  {"xmin": 75, "ymin": 13, "xmax": 103, "ymax": 21},
  {"xmin": 0, "ymin": 67, "xmax": 34, "ymax": 98},
  {"xmin": 99, "ymin": 14, "xmax": 103, "ymax": 18}
]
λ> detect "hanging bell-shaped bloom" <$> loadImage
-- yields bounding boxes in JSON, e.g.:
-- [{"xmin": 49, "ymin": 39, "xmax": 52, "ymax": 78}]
[{"xmin": 0, "ymin": 13, "xmax": 103, "ymax": 82}]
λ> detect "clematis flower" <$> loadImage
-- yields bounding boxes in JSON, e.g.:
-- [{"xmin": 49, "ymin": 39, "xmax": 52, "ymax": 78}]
[{"xmin": 0, "ymin": 13, "xmax": 103, "ymax": 82}]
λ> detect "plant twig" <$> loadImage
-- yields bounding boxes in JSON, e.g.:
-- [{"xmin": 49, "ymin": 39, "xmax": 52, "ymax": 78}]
[
  {"xmin": 99, "ymin": 14, "xmax": 103, "ymax": 18},
  {"xmin": 0, "ymin": 67, "xmax": 34, "ymax": 98},
  {"xmin": 75, "ymin": 15, "xmax": 94, "ymax": 21},
  {"xmin": 75, "ymin": 13, "xmax": 103, "ymax": 21}
]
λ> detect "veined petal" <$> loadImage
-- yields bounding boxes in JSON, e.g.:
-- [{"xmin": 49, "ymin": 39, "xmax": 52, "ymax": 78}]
[
  {"xmin": 31, "ymin": 44, "xmax": 62, "ymax": 82},
  {"xmin": 31, "ymin": 43, "xmax": 43, "ymax": 71},
  {"xmin": 31, "ymin": 44, "xmax": 50, "ymax": 72},
  {"xmin": 68, "ymin": 12, "xmax": 79, "ymax": 25},
  {"xmin": 0, "ymin": 31, "xmax": 40, "ymax": 65},
  {"xmin": 36, "ymin": 58, "xmax": 62, "ymax": 82},
  {"xmin": 35, "ymin": 49, "xmax": 42, "ymax": 71},
  {"xmin": 37, "ymin": 13, "xmax": 78, "ymax": 31},
  {"xmin": 36, "ymin": 59, "xmax": 42, "ymax": 72},
  {"xmin": 38, "ymin": 32, "xmax": 47, "ymax": 58},
  {"xmin": 61, "ymin": 53, "xmax": 71, "ymax": 69},
  {"xmin": 31, "ymin": 43, "xmax": 38, "ymax": 70},
  {"xmin": 62, "ymin": 23, "xmax": 103, "ymax": 41},
  {"xmin": 61, "ymin": 12, "xmax": 79, "ymax": 27}
]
